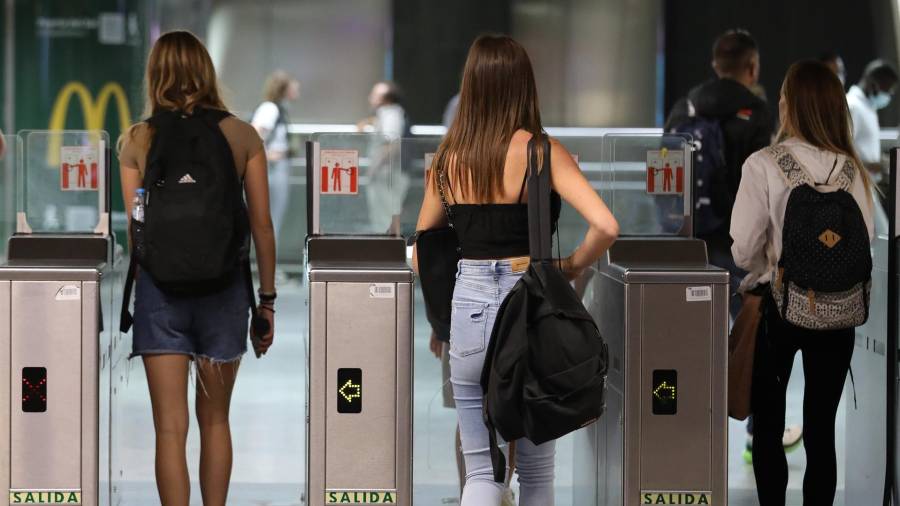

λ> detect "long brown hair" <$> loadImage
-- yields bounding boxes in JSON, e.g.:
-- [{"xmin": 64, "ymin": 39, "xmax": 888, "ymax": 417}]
[
  {"xmin": 777, "ymin": 60, "xmax": 873, "ymax": 195},
  {"xmin": 432, "ymin": 35, "xmax": 544, "ymax": 202},
  {"xmin": 144, "ymin": 30, "xmax": 226, "ymax": 115}
]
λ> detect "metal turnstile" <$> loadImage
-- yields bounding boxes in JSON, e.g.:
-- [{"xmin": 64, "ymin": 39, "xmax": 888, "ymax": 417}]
[
  {"xmin": 306, "ymin": 236, "xmax": 413, "ymax": 506},
  {"xmin": 0, "ymin": 235, "xmax": 112, "ymax": 506},
  {"xmin": 575, "ymin": 238, "xmax": 729, "ymax": 505}
]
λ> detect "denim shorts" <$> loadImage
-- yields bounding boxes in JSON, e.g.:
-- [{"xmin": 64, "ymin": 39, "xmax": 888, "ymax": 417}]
[{"xmin": 131, "ymin": 268, "xmax": 250, "ymax": 362}]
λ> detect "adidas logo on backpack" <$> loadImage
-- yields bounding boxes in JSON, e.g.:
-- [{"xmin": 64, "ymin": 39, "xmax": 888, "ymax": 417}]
[
  {"xmin": 766, "ymin": 144, "xmax": 872, "ymax": 330},
  {"xmin": 178, "ymin": 173, "xmax": 197, "ymax": 184}
]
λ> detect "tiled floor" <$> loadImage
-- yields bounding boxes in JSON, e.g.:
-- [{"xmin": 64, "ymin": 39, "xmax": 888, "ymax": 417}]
[{"xmin": 107, "ymin": 279, "xmax": 848, "ymax": 505}]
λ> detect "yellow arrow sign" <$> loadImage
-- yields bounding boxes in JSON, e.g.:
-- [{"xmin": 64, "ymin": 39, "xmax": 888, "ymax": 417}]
[
  {"xmin": 339, "ymin": 379, "xmax": 361, "ymax": 403},
  {"xmin": 653, "ymin": 381, "xmax": 676, "ymax": 401}
]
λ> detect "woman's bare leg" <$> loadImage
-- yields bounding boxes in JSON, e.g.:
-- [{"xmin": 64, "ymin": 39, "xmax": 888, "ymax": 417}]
[
  {"xmin": 195, "ymin": 360, "xmax": 240, "ymax": 506},
  {"xmin": 143, "ymin": 354, "xmax": 192, "ymax": 506}
]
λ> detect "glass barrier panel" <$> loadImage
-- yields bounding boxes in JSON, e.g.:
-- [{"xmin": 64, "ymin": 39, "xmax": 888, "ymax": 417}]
[
  {"xmin": 399, "ymin": 136, "xmax": 443, "ymax": 238},
  {"xmin": 310, "ymin": 132, "xmax": 399, "ymax": 236},
  {"xmin": 556, "ymin": 136, "xmax": 613, "ymax": 254},
  {"xmin": 19, "ymin": 130, "xmax": 110, "ymax": 234},
  {"xmin": 603, "ymin": 133, "xmax": 691, "ymax": 236},
  {"xmin": 0, "ymin": 135, "xmax": 21, "ymax": 260}
]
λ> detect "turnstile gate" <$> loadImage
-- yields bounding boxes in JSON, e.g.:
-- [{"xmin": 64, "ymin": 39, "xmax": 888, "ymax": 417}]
[
  {"xmin": 0, "ymin": 237, "xmax": 111, "ymax": 506},
  {"xmin": 575, "ymin": 238, "xmax": 729, "ymax": 505},
  {"xmin": 306, "ymin": 236, "xmax": 413, "ymax": 506}
]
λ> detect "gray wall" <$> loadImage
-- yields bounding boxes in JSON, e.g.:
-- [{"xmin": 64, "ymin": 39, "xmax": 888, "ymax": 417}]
[
  {"xmin": 513, "ymin": 0, "xmax": 661, "ymax": 127},
  {"xmin": 205, "ymin": 0, "xmax": 391, "ymax": 122}
]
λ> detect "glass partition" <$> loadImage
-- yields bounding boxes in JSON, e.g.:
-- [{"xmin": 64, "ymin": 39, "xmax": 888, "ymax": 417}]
[
  {"xmin": 398, "ymin": 136, "xmax": 442, "ymax": 238},
  {"xmin": 18, "ymin": 130, "xmax": 110, "ymax": 234},
  {"xmin": 308, "ymin": 132, "xmax": 399, "ymax": 236},
  {"xmin": 0, "ymin": 135, "xmax": 21, "ymax": 261},
  {"xmin": 603, "ymin": 133, "xmax": 692, "ymax": 237}
]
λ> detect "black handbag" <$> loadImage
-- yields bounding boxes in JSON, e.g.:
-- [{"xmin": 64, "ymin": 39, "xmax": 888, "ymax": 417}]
[
  {"xmin": 480, "ymin": 135, "xmax": 609, "ymax": 482},
  {"xmin": 414, "ymin": 168, "xmax": 460, "ymax": 342}
]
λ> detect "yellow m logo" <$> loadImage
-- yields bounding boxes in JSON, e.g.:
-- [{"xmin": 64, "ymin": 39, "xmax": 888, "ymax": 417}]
[{"xmin": 47, "ymin": 81, "xmax": 133, "ymax": 163}]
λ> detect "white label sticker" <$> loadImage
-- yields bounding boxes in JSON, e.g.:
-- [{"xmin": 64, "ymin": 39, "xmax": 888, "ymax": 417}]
[
  {"xmin": 686, "ymin": 286, "xmax": 711, "ymax": 302},
  {"xmin": 369, "ymin": 283, "xmax": 395, "ymax": 299},
  {"xmin": 55, "ymin": 285, "xmax": 81, "ymax": 301}
]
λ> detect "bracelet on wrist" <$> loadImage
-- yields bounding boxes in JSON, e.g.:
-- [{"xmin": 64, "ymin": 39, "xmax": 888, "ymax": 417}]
[
  {"xmin": 259, "ymin": 305, "xmax": 275, "ymax": 314},
  {"xmin": 258, "ymin": 290, "xmax": 277, "ymax": 303}
]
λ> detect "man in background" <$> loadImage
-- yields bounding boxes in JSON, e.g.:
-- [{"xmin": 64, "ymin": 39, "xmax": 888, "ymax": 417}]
[{"xmin": 847, "ymin": 59, "xmax": 898, "ymax": 190}]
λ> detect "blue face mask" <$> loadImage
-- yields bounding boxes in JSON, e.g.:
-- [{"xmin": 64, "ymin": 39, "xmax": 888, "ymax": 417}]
[{"xmin": 870, "ymin": 91, "xmax": 892, "ymax": 110}]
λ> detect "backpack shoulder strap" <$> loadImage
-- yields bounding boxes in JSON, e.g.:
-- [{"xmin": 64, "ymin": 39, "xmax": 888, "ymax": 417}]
[
  {"xmin": 829, "ymin": 155, "xmax": 857, "ymax": 191},
  {"xmin": 764, "ymin": 144, "xmax": 814, "ymax": 188}
]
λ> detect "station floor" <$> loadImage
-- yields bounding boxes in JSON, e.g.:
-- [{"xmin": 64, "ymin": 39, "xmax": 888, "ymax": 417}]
[{"xmin": 111, "ymin": 278, "xmax": 845, "ymax": 506}]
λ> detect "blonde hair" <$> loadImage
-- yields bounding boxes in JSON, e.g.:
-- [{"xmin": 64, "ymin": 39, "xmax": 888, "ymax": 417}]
[
  {"xmin": 144, "ymin": 30, "xmax": 226, "ymax": 115},
  {"xmin": 777, "ymin": 60, "xmax": 874, "ymax": 199},
  {"xmin": 263, "ymin": 70, "xmax": 296, "ymax": 103}
]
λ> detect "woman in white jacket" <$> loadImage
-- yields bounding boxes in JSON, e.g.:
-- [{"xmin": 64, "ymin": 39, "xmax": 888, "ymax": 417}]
[{"xmin": 731, "ymin": 60, "xmax": 875, "ymax": 506}]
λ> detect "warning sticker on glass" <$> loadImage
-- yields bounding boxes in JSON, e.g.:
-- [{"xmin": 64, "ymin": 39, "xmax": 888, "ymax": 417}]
[
  {"xmin": 55, "ymin": 285, "xmax": 81, "ymax": 301},
  {"xmin": 369, "ymin": 283, "xmax": 395, "ymax": 299},
  {"xmin": 646, "ymin": 148, "xmax": 684, "ymax": 195},
  {"xmin": 685, "ymin": 286, "xmax": 711, "ymax": 302},
  {"xmin": 60, "ymin": 146, "xmax": 100, "ymax": 191},
  {"xmin": 320, "ymin": 149, "xmax": 359, "ymax": 195}
]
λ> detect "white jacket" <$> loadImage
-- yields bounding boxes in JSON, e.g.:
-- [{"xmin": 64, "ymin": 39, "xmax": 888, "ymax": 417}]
[{"xmin": 730, "ymin": 138, "xmax": 875, "ymax": 292}]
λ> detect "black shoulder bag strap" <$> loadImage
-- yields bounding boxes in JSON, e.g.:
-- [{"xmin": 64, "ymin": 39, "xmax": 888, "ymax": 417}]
[{"xmin": 485, "ymin": 133, "xmax": 552, "ymax": 484}]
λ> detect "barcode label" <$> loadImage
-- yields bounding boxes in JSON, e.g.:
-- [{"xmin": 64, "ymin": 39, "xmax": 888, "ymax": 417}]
[
  {"xmin": 369, "ymin": 283, "xmax": 395, "ymax": 299},
  {"xmin": 55, "ymin": 285, "xmax": 81, "ymax": 301},
  {"xmin": 686, "ymin": 286, "xmax": 711, "ymax": 302}
]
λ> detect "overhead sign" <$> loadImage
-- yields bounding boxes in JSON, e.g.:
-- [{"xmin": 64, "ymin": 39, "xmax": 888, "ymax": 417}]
[
  {"xmin": 647, "ymin": 148, "xmax": 684, "ymax": 195},
  {"xmin": 9, "ymin": 490, "xmax": 81, "ymax": 504},
  {"xmin": 337, "ymin": 368, "xmax": 362, "ymax": 413},
  {"xmin": 321, "ymin": 149, "xmax": 359, "ymax": 195},
  {"xmin": 325, "ymin": 490, "xmax": 396, "ymax": 504},
  {"xmin": 641, "ymin": 491, "xmax": 711, "ymax": 504}
]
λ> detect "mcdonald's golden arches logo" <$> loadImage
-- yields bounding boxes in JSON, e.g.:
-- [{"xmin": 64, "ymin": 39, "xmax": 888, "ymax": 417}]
[{"xmin": 49, "ymin": 81, "xmax": 132, "ymax": 132}]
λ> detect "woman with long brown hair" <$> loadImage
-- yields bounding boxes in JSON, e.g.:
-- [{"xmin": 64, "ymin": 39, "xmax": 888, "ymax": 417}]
[
  {"xmin": 414, "ymin": 34, "xmax": 619, "ymax": 505},
  {"xmin": 731, "ymin": 60, "xmax": 875, "ymax": 505},
  {"xmin": 119, "ymin": 31, "xmax": 276, "ymax": 506}
]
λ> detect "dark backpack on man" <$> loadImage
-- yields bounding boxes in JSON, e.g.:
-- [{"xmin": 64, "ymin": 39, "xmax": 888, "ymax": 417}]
[
  {"xmin": 668, "ymin": 105, "xmax": 730, "ymax": 236},
  {"xmin": 120, "ymin": 108, "xmax": 256, "ymax": 332},
  {"xmin": 766, "ymin": 144, "xmax": 871, "ymax": 330},
  {"xmin": 480, "ymin": 135, "xmax": 609, "ymax": 483}
]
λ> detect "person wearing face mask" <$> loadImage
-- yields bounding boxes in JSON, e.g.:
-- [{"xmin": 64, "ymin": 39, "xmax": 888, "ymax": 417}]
[{"xmin": 846, "ymin": 59, "xmax": 898, "ymax": 184}]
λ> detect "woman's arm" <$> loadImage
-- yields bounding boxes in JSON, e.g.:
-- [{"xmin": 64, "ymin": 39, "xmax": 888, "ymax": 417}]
[
  {"xmin": 244, "ymin": 150, "xmax": 276, "ymax": 294},
  {"xmin": 411, "ymin": 171, "xmax": 450, "ymax": 274},
  {"xmin": 548, "ymin": 139, "xmax": 619, "ymax": 279},
  {"xmin": 730, "ymin": 157, "xmax": 769, "ymax": 272}
]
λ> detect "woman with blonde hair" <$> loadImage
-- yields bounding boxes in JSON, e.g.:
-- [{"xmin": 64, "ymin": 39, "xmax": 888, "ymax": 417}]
[
  {"xmin": 731, "ymin": 60, "xmax": 875, "ymax": 505},
  {"xmin": 119, "ymin": 31, "xmax": 276, "ymax": 506},
  {"xmin": 252, "ymin": 70, "xmax": 299, "ymax": 242}
]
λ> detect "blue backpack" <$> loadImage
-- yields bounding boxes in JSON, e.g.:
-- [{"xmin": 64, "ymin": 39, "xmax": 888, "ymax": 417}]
[{"xmin": 669, "ymin": 108, "xmax": 730, "ymax": 236}]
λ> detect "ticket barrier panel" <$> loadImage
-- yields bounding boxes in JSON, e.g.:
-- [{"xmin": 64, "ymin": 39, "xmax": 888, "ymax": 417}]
[
  {"xmin": 0, "ymin": 131, "xmax": 113, "ymax": 506},
  {"xmin": 306, "ymin": 134, "xmax": 412, "ymax": 506},
  {"xmin": 575, "ymin": 238, "xmax": 728, "ymax": 505}
]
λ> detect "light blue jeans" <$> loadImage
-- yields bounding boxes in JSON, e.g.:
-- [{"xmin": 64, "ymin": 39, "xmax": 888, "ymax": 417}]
[{"xmin": 450, "ymin": 259, "xmax": 556, "ymax": 506}]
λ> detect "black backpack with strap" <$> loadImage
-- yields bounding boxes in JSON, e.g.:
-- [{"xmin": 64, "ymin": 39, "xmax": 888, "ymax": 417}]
[
  {"xmin": 121, "ymin": 108, "xmax": 261, "ymax": 332},
  {"xmin": 767, "ymin": 144, "xmax": 871, "ymax": 330},
  {"xmin": 480, "ymin": 135, "xmax": 609, "ymax": 482}
]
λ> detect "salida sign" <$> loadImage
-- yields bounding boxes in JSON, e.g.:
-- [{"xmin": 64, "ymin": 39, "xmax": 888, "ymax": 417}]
[
  {"xmin": 325, "ymin": 490, "xmax": 396, "ymax": 504},
  {"xmin": 9, "ymin": 490, "xmax": 81, "ymax": 504},
  {"xmin": 641, "ymin": 491, "xmax": 711, "ymax": 504}
]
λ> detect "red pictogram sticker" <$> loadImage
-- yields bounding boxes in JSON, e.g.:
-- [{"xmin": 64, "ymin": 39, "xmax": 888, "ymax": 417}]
[
  {"xmin": 320, "ymin": 149, "xmax": 359, "ymax": 195},
  {"xmin": 60, "ymin": 146, "xmax": 99, "ymax": 191}
]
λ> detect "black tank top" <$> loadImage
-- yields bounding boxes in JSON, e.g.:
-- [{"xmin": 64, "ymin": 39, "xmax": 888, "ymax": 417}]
[{"xmin": 450, "ymin": 171, "xmax": 562, "ymax": 259}]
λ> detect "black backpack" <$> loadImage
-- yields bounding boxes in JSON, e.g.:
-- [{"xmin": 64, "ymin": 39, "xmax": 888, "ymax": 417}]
[
  {"xmin": 120, "ymin": 108, "xmax": 254, "ymax": 332},
  {"xmin": 767, "ymin": 144, "xmax": 872, "ymax": 330},
  {"xmin": 480, "ymin": 135, "xmax": 609, "ymax": 482},
  {"xmin": 667, "ymin": 105, "xmax": 730, "ymax": 236}
]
